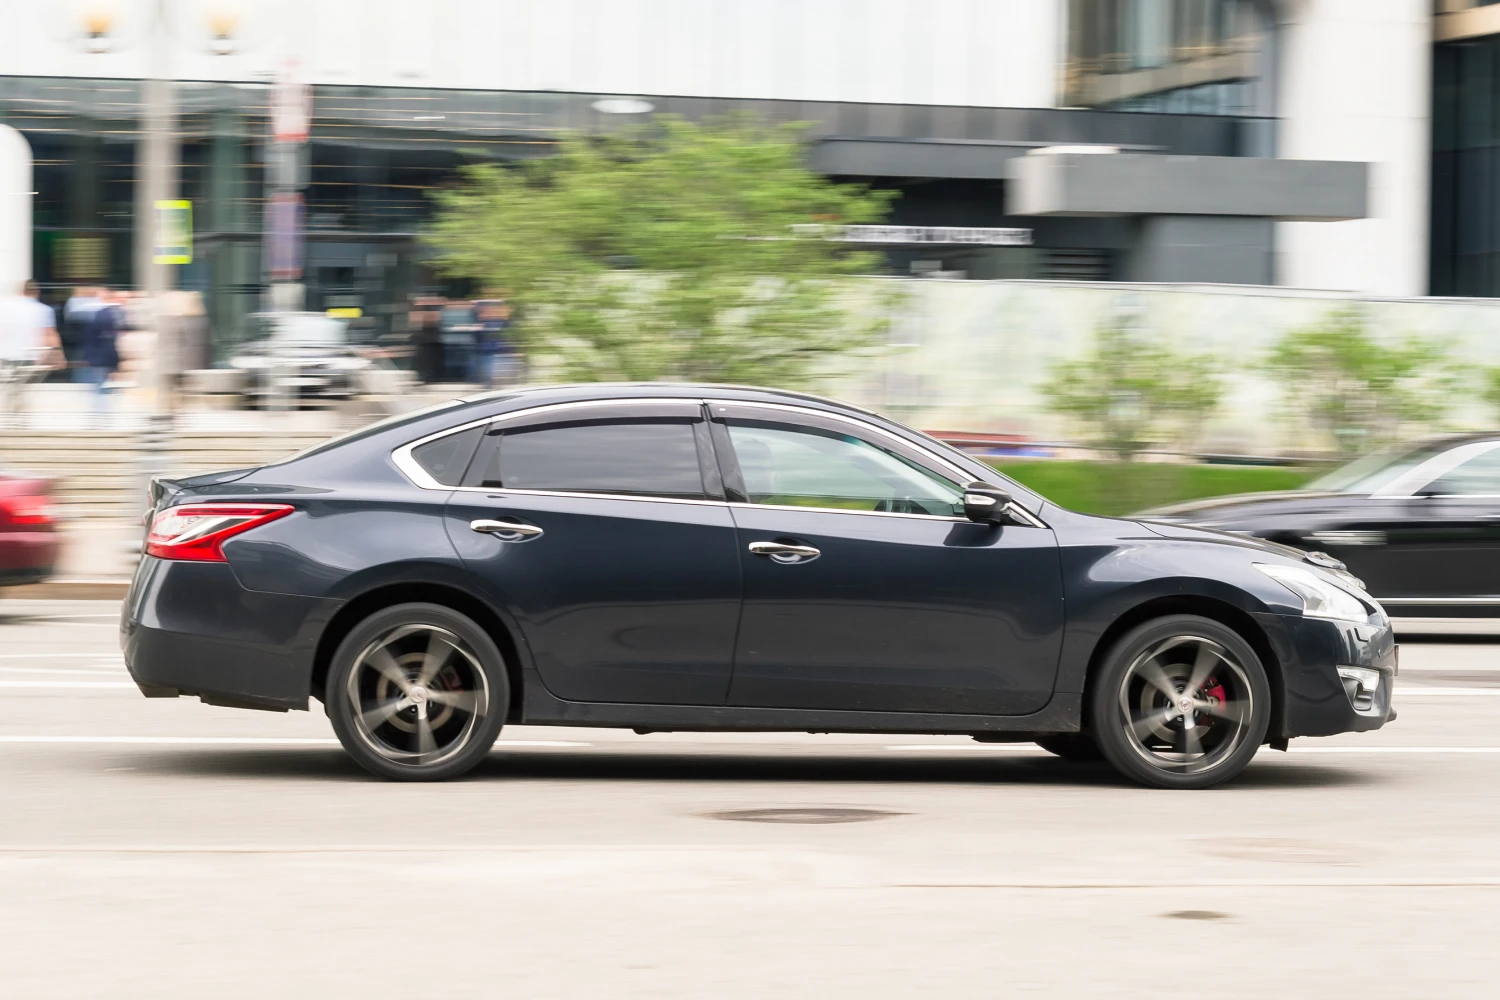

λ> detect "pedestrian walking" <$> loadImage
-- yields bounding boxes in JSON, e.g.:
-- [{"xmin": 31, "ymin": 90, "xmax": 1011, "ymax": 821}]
[
  {"xmin": 472, "ymin": 298, "xmax": 510, "ymax": 389},
  {"xmin": 65, "ymin": 287, "xmax": 121, "ymax": 424},
  {"xmin": 409, "ymin": 297, "xmax": 444, "ymax": 384},
  {"xmin": 0, "ymin": 280, "xmax": 61, "ymax": 428}
]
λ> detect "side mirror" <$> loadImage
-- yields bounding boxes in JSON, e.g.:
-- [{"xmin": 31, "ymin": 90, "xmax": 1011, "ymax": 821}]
[{"xmin": 963, "ymin": 482, "xmax": 1013, "ymax": 524}]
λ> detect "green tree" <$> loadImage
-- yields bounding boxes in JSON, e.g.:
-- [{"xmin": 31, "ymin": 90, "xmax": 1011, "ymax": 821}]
[
  {"xmin": 1264, "ymin": 307, "xmax": 1455, "ymax": 455},
  {"xmin": 1483, "ymin": 366, "xmax": 1500, "ymax": 423},
  {"xmin": 1041, "ymin": 317, "xmax": 1223, "ymax": 462},
  {"xmin": 425, "ymin": 116, "xmax": 897, "ymax": 386}
]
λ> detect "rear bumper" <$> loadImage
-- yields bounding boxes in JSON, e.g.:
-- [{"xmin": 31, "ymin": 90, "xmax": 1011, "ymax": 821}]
[
  {"xmin": 1253, "ymin": 612, "xmax": 1398, "ymax": 739},
  {"xmin": 121, "ymin": 556, "xmax": 338, "ymax": 710}
]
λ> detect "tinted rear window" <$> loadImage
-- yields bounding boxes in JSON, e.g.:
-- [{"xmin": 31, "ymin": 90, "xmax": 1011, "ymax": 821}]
[{"xmin": 466, "ymin": 420, "xmax": 705, "ymax": 499}]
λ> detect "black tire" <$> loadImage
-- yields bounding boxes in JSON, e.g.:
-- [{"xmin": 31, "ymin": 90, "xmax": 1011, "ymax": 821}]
[
  {"xmin": 1089, "ymin": 614, "xmax": 1271, "ymax": 790},
  {"xmin": 326, "ymin": 602, "xmax": 510, "ymax": 781},
  {"xmin": 1034, "ymin": 733, "xmax": 1105, "ymax": 762}
]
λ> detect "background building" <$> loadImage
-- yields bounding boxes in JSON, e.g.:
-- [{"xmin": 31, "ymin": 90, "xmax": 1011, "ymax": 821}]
[{"xmin": 0, "ymin": 0, "xmax": 1458, "ymax": 359}]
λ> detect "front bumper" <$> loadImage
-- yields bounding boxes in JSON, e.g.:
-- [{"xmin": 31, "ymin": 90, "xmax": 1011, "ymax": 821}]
[
  {"xmin": 121, "ymin": 556, "xmax": 338, "ymax": 711},
  {"xmin": 1253, "ymin": 612, "xmax": 1398, "ymax": 739}
]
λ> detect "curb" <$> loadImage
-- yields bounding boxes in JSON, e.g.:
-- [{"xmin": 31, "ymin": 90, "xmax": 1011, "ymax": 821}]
[{"xmin": 2, "ymin": 579, "xmax": 131, "ymax": 600}]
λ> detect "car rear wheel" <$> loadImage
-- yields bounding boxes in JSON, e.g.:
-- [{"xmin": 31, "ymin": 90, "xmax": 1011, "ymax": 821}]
[
  {"xmin": 1089, "ymin": 615, "xmax": 1271, "ymax": 790},
  {"xmin": 1034, "ymin": 733, "xmax": 1105, "ymax": 762},
  {"xmin": 326, "ymin": 603, "xmax": 509, "ymax": 781}
]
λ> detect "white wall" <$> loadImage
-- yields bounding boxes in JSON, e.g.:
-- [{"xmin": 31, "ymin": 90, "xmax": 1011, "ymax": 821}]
[
  {"xmin": 1275, "ymin": 0, "xmax": 1432, "ymax": 297},
  {"xmin": 3, "ymin": 0, "xmax": 1061, "ymax": 109},
  {"xmin": 0, "ymin": 125, "xmax": 32, "ymax": 291}
]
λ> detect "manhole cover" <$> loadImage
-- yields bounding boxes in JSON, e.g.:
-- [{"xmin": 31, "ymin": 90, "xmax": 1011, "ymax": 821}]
[
  {"xmin": 703, "ymin": 807, "xmax": 903, "ymax": 825},
  {"xmin": 1161, "ymin": 910, "xmax": 1231, "ymax": 921}
]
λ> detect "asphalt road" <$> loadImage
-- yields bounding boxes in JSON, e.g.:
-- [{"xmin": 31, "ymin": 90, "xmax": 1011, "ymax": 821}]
[{"xmin": 1, "ymin": 599, "xmax": 1497, "ymax": 999}]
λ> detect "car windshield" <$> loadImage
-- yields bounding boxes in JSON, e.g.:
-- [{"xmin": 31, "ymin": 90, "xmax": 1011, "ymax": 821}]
[
  {"xmin": 1305, "ymin": 440, "xmax": 1456, "ymax": 494},
  {"xmin": 270, "ymin": 314, "xmax": 348, "ymax": 346}
]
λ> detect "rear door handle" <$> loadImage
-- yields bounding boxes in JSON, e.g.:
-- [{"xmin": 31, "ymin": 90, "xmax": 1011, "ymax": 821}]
[
  {"xmin": 470, "ymin": 518, "xmax": 544, "ymax": 540},
  {"xmin": 748, "ymin": 540, "xmax": 820, "ymax": 563}
]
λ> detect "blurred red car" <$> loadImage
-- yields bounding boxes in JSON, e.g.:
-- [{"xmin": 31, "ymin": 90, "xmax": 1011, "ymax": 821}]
[{"xmin": 0, "ymin": 472, "xmax": 59, "ymax": 587}]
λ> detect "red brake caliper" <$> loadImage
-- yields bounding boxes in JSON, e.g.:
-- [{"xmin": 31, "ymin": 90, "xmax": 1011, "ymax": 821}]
[{"xmin": 1203, "ymin": 677, "xmax": 1227, "ymax": 717}]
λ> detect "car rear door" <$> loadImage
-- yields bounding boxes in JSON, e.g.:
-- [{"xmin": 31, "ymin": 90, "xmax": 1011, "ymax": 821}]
[
  {"xmin": 440, "ymin": 399, "xmax": 742, "ymax": 706},
  {"xmin": 709, "ymin": 401, "xmax": 1064, "ymax": 716}
]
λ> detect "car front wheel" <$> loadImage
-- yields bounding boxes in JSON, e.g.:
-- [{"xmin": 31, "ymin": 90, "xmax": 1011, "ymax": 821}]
[
  {"xmin": 1089, "ymin": 614, "xmax": 1271, "ymax": 790},
  {"xmin": 326, "ymin": 603, "xmax": 510, "ymax": 781}
]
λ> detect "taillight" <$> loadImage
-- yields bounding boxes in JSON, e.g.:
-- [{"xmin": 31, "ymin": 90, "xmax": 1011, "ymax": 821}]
[
  {"xmin": 145, "ymin": 503, "xmax": 293, "ymax": 562},
  {"xmin": 0, "ymin": 495, "xmax": 55, "ymax": 527}
]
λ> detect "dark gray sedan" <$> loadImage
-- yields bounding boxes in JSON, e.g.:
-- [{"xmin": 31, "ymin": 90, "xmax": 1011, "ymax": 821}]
[{"xmin": 123, "ymin": 384, "xmax": 1396, "ymax": 788}]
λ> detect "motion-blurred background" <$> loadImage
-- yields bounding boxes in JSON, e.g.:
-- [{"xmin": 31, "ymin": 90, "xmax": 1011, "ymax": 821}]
[{"xmin": 0, "ymin": 0, "xmax": 1493, "ymax": 584}]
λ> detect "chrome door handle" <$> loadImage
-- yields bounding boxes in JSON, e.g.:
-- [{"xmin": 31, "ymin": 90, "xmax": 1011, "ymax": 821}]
[
  {"xmin": 748, "ymin": 540, "xmax": 820, "ymax": 563},
  {"xmin": 470, "ymin": 518, "xmax": 544, "ymax": 540}
]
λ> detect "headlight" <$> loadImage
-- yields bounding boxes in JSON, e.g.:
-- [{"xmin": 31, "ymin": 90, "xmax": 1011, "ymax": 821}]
[{"xmin": 1254, "ymin": 563, "xmax": 1371, "ymax": 623}]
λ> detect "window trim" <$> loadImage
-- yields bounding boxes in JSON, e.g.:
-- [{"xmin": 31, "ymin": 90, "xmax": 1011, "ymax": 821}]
[{"xmin": 391, "ymin": 396, "xmax": 1047, "ymax": 525}]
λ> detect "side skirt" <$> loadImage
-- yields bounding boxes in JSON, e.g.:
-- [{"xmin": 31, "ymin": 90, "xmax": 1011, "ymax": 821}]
[{"xmin": 518, "ymin": 685, "xmax": 1083, "ymax": 735}]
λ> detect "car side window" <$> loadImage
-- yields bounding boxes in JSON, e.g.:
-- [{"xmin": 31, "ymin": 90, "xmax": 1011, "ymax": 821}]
[
  {"xmin": 725, "ymin": 420, "xmax": 964, "ymax": 516},
  {"xmin": 464, "ymin": 418, "xmax": 707, "ymax": 500},
  {"xmin": 410, "ymin": 426, "xmax": 483, "ymax": 486},
  {"xmin": 1421, "ymin": 447, "xmax": 1500, "ymax": 496}
]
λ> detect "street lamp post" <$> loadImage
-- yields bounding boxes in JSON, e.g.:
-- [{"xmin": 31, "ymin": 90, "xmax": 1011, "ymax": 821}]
[{"xmin": 135, "ymin": 0, "xmax": 177, "ymax": 490}]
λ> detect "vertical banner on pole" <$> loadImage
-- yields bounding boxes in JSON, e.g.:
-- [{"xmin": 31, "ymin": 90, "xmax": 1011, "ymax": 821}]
[{"xmin": 268, "ymin": 192, "xmax": 304, "ymax": 279}]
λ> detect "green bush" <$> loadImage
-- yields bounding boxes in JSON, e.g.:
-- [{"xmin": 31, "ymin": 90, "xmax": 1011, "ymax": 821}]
[{"xmin": 990, "ymin": 461, "xmax": 1317, "ymax": 517}]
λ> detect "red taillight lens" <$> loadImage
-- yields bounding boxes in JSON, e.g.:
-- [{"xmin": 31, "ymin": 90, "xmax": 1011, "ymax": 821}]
[
  {"xmin": 0, "ymin": 495, "xmax": 55, "ymax": 527},
  {"xmin": 145, "ymin": 503, "xmax": 293, "ymax": 562}
]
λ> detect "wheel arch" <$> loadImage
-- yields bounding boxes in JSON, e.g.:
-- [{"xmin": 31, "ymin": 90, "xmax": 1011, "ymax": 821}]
[
  {"xmin": 310, "ymin": 582, "xmax": 524, "ymax": 720},
  {"xmin": 1081, "ymin": 595, "xmax": 1284, "ymax": 743}
]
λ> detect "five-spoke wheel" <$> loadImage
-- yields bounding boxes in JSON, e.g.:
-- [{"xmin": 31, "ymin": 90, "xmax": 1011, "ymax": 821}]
[
  {"xmin": 1089, "ymin": 615, "xmax": 1271, "ymax": 789},
  {"xmin": 326, "ymin": 603, "xmax": 509, "ymax": 781}
]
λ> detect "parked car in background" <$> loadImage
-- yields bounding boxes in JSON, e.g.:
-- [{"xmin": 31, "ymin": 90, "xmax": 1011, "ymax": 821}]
[
  {"xmin": 124, "ymin": 384, "xmax": 1395, "ymax": 789},
  {"xmin": 0, "ymin": 471, "xmax": 59, "ymax": 587},
  {"xmin": 228, "ymin": 312, "xmax": 373, "ymax": 408},
  {"xmin": 1141, "ymin": 433, "xmax": 1500, "ymax": 632}
]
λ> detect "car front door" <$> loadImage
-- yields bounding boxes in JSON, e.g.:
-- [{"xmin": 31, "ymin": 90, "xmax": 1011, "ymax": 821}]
[
  {"xmin": 441, "ymin": 399, "xmax": 742, "ymax": 705},
  {"xmin": 709, "ymin": 401, "xmax": 1064, "ymax": 716}
]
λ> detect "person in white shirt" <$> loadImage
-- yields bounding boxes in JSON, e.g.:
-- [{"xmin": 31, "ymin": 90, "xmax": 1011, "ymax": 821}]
[{"xmin": 0, "ymin": 280, "xmax": 60, "ymax": 427}]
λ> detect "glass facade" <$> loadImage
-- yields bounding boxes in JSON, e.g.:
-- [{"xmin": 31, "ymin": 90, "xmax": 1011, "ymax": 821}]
[
  {"xmin": 0, "ymin": 67, "xmax": 1283, "ymax": 355},
  {"xmin": 1063, "ymin": 0, "xmax": 1273, "ymax": 151},
  {"xmin": 1430, "ymin": 37, "xmax": 1500, "ymax": 296}
]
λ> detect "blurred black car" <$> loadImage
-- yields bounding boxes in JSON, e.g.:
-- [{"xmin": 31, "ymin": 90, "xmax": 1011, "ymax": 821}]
[
  {"xmin": 1142, "ymin": 434, "xmax": 1500, "ymax": 632},
  {"xmin": 124, "ymin": 384, "xmax": 1396, "ymax": 789},
  {"xmin": 229, "ymin": 312, "xmax": 372, "ymax": 407}
]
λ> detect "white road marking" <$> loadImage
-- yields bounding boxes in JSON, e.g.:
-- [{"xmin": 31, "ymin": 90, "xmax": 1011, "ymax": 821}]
[
  {"xmin": 886, "ymin": 743, "xmax": 1500, "ymax": 754},
  {"xmin": 0, "ymin": 735, "xmax": 591, "ymax": 747},
  {"xmin": 0, "ymin": 666, "xmax": 127, "ymax": 676},
  {"xmin": 1288, "ymin": 746, "xmax": 1500, "ymax": 754},
  {"xmin": 0, "ymin": 680, "xmax": 138, "ymax": 689},
  {"xmin": 0, "ymin": 653, "xmax": 124, "ymax": 660},
  {"xmin": 1397, "ymin": 688, "xmax": 1500, "ymax": 696}
]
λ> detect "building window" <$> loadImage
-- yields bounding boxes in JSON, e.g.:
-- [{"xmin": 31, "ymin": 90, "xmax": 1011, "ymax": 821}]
[
  {"xmin": 1430, "ymin": 37, "xmax": 1500, "ymax": 296},
  {"xmin": 1063, "ymin": 0, "xmax": 1270, "ymax": 118}
]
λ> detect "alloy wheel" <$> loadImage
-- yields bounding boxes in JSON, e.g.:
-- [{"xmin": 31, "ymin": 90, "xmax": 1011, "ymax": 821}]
[
  {"xmin": 345, "ymin": 623, "xmax": 491, "ymax": 767},
  {"xmin": 1115, "ymin": 634, "xmax": 1255, "ymax": 777}
]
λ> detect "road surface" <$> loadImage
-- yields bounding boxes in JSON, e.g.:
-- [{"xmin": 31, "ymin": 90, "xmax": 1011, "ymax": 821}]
[{"xmin": 1, "ymin": 599, "xmax": 1496, "ymax": 998}]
